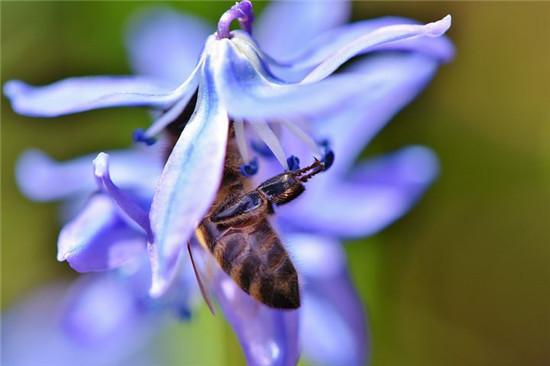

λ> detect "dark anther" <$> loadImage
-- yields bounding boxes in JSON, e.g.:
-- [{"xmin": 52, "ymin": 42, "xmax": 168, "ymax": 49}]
[
  {"xmin": 322, "ymin": 150, "xmax": 335, "ymax": 170},
  {"xmin": 132, "ymin": 128, "xmax": 156, "ymax": 146},
  {"xmin": 318, "ymin": 139, "xmax": 329, "ymax": 148},
  {"xmin": 176, "ymin": 306, "xmax": 192, "ymax": 321},
  {"xmin": 287, "ymin": 155, "xmax": 300, "ymax": 171},
  {"xmin": 240, "ymin": 157, "xmax": 258, "ymax": 177},
  {"xmin": 318, "ymin": 139, "xmax": 334, "ymax": 171}
]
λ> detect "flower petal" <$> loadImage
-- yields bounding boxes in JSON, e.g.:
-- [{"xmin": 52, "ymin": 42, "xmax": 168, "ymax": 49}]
[
  {"xmin": 289, "ymin": 234, "xmax": 368, "ymax": 366},
  {"xmin": 301, "ymin": 15, "xmax": 452, "ymax": 83},
  {"xmin": 126, "ymin": 8, "xmax": 211, "ymax": 86},
  {"xmin": 213, "ymin": 272, "xmax": 300, "ymax": 366},
  {"xmin": 280, "ymin": 146, "xmax": 439, "ymax": 237},
  {"xmin": 149, "ymin": 58, "xmax": 228, "ymax": 297},
  {"xmin": 255, "ymin": 0, "xmax": 350, "ymax": 60},
  {"xmin": 58, "ymin": 194, "xmax": 145, "ymax": 272},
  {"xmin": 15, "ymin": 148, "xmax": 160, "ymax": 201},
  {"xmin": 141, "ymin": 62, "xmax": 200, "ymax": 139},
  {"xmin": 2, "ymin": 282, "xmax": 157, "ymax": 366},
  {"xmin": 247, "ymin": 52, "xmax": 441, "ymax": 185},
  {"xmin": 278, "ymin": 16, "xmax": 454, "ymax": 68},
  {"xmin": 4, "ymin": 76, "xmax": 180, "ymax": 117},
  {"xmin": 62, "ymin": 274, "xmax": 144, "ymax": 345},
  {"xmin": 93, "ymin": 152, "xmax": 152, "ymax": 237},
  {"xmin": 214, "ymin": 39, "xmax": 372, "ymax": 121},
  {"xmin": 316, "ymin": 53, "xmax": 441, "ymax": 177}
]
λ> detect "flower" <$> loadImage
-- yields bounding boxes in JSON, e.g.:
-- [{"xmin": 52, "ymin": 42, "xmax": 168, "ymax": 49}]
[
  {"xmin": 4, "ymin": 0, "xmax": 452, "ymax": 297},
  {"xmin": 5, "ymin": 1, "xmax": 454, "ymax": 365},
  {"xmin": 2, "ymin": 279, "xmax": 161, "ymax": 366}
]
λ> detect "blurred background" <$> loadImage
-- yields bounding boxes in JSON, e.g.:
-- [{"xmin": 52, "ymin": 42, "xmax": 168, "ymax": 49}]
[{"xmin": 2, "ymin": 1, "xmax": 549, "ymax": 366}]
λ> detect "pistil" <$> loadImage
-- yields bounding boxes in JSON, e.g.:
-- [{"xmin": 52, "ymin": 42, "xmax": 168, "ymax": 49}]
[{"xmin": 217, "ymin": 0, "xmax": 254, "ymax": 40}]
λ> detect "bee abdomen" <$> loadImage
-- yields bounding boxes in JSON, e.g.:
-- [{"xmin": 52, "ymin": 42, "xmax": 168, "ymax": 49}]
[
  {"xmin": 217, "ymin": 230, "xmax": 300, "ymax": 309},
  {"xmin": 250, "ymin": 256, "xmax": 300, "ymax": 309}
]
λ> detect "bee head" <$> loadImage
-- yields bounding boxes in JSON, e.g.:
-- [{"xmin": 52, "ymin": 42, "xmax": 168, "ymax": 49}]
[
  {"xmin": 258, "ymin": 159, "xmax": 325, "ymax": 205},
  {"xmin": 258, "ymin": 172, "xmax": 305, "ymax": 205}
]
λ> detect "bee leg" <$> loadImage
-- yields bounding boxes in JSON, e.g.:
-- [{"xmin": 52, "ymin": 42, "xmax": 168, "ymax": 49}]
[{"xmin": 187, "ymin": 242, "xmax": 216, "ymax": 315}]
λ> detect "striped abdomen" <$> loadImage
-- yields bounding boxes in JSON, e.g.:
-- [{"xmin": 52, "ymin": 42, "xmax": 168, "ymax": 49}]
[{"xmin": 197, "ymin": 218, "xmax": 300, "ymax": 309}]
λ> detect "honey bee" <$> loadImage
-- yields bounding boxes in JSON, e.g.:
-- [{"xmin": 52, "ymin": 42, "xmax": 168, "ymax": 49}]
[{"xmin": 193, "ymin": 126, "xmax": 325, "ymax": 309}]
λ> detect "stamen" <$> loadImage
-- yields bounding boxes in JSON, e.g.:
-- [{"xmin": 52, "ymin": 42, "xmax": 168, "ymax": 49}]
[
  {"xmin": 281, "ymin": 121, "xmax": 322, "ymax": 157},
  {"xmin": 133, "ymin": 128, "xmax": 156, "ymax": 146},
  {"xmin": 234, "ymin": 119, "xmax": 250, "ymax": 162},
  {"xmin": 177, "ymin": 307, "xmax": 192, "ymax": 321},
  {"xmin": 250, "ymin": 122, "xmax": 289, "ymax": 169},
  {"xmin": 217, "ymin": 0, "xmax": 254, "ymax": 40},
  {"xmin": 93, "ymin": 153, "xmax": 152, "ymax": 239},
  {"xmin": 240, "ymin": 157, "xmax": 258, "ymax": 177},
  {"xmin": 287, "ymin": 155, "xmax": 300, "ymax": 171},
  {"xmin": 322, "ymin": 150, "xmax": 335, "ymax": 170}
]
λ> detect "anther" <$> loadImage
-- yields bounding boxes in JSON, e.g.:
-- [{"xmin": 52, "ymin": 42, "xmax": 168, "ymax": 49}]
[
  {"xmin": 133, "ymin": 128, "xmax": 156, "ymax": 146},
  {"xmin": 318, "ymin": 139, "xmax": 334, "ymax": 171},
  {"xmin": 240, "ymin": 157, "xmax": 258, "ymax": 177},
  {"xmin": 322, "ymin": 150, "xmax": 335, "ymax": 170},
  {"xmin": 176, "ymin": 306, "xmax": 192, "ymax": 321},
  {"xmin": 217, "ymin": 0, "xmax": 254, "ymax": 40},
  {"xmin": 287, "ymin": 155, "xmax": 300, "ymax": 171}
]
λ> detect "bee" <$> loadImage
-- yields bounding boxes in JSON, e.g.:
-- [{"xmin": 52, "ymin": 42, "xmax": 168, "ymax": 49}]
[{"xmin": 193, "ymin": 126, "xmax": 325, "ymax": 309}]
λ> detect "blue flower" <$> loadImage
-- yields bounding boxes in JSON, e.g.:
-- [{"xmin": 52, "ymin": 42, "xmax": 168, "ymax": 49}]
[
  {"xmin": 4, "ymin": 1, "xmax": 454, "ymax": 365},
  {"xmin": 2, "ymin": 281, "xmax": 159, "ymax": 366}
]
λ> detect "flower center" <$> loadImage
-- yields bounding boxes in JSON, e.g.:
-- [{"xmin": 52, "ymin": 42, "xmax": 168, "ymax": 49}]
[
  {"xmin": 217, "ymin": 0, "xmax": 254, "ymax": 40},
  {"xmin": 233, "ymin": 119, "xmax": 334, "ymax": 177}
]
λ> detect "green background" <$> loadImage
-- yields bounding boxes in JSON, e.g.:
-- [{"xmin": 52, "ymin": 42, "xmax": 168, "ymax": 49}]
[{"xmin": 2, "ymin": 1, "xmax": 549, "ymax": 365}]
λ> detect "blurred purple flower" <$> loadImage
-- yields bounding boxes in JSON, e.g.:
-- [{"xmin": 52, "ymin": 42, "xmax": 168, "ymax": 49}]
[
  {"xmin": 2, "ymin": 281, "xmax": 157, "ymax": 366},
  {"xmin": 4, "ymin": 1, "xmax": 453, "ymax": 365}
]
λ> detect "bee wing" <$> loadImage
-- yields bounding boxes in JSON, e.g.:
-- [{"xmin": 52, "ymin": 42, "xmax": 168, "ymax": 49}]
[{"xmin": 187, "ymin": 242, "xmax": 216, "ymax": 315}]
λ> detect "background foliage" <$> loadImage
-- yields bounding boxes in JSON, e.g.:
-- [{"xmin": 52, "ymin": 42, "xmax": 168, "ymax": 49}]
[{"xmin": 2, "ymin": 2, "xmax": 549, "ymax": 365}]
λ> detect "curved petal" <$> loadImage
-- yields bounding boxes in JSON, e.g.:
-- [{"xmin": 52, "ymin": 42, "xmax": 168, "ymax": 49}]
[
  {"xmin": 255, "ymin": 0, "xmax": 350, "ymax": 60},
  {"xmin": 93, "ymin": 152, "xmax": 152, "ymax": 237},
  {"xmin": 149, "ymin": 57, "xmax": 228, "ymax": 297},
  {"xmin": 300, "ymin": 15, "xmax": 451, "ymax": 83},
  {"xmin": 4, "ymin": 76, "xmax": 180, "ymax": 117},
  {"xmin": 2, "ymin": 282, "xmax": 157, "ymax": 366},
  {"xmin": 289, "ymin": 234, "xmax": 368, "ymax": 366},
  {"xmin": 58, "ymin": 194, "xmax": 145, "ymax": 272},
  {"xmin": 126, "ymin": 7, "xmax": 211, "ymax": 86},
  {"xmin": 280, "ymin": 146, "xmax": 439, "ymax": 237},
  {"xmin": 278, "ymin": 16, "xmax": 454, "ymax": 67},
  {"xmin": 213, "ymin": 272, "xmax": 300, "ymax": 366},
  {"xmin": 15, "ymin": 148, "xmax": 160, "ymax": 201},
  {"xmin": 214, "ymin": 39, "xmax": 372, "ymax": 121}
]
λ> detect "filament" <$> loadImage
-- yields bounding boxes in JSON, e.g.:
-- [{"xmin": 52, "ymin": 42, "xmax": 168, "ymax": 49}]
[
  {"xmin": 280, "ymin": 121, "xmax": 322, "ymax": 158},
  {"xmin": 233, "ymin": 119, "xmax": 250, "ymax": 163},
  {"xmin": 250, "ymin": 122, "xmax": 289, "ymax": 169}
]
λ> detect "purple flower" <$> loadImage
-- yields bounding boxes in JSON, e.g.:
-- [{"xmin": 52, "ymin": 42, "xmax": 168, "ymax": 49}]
[{"xmin": 4, "ymin": 1, "xmax": 453, "ymax": 365}]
